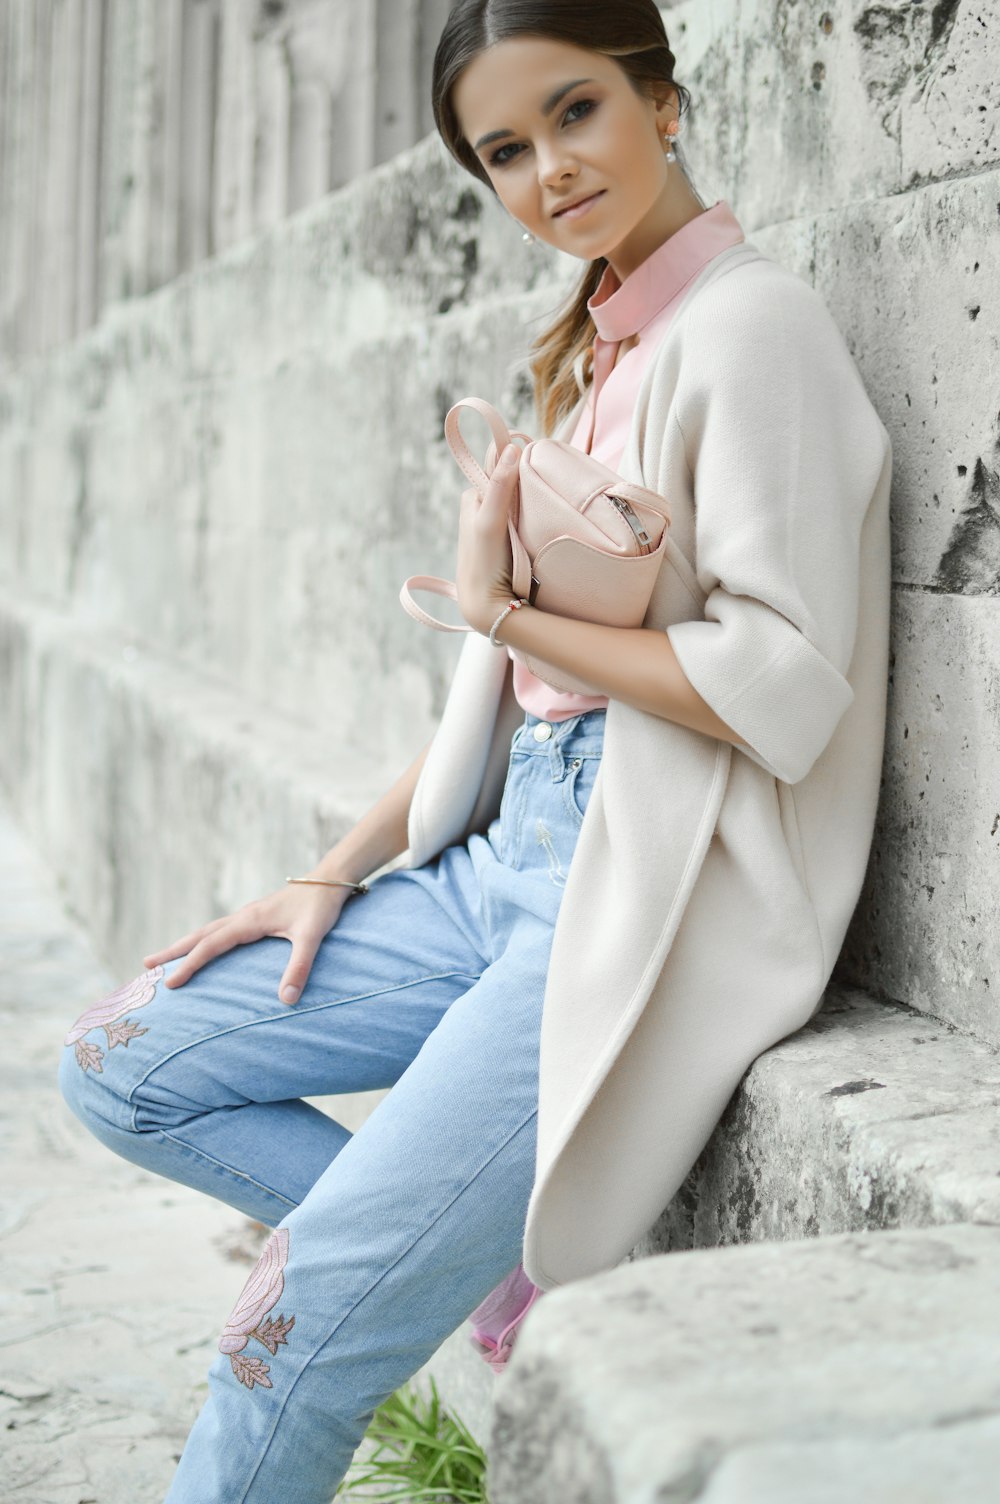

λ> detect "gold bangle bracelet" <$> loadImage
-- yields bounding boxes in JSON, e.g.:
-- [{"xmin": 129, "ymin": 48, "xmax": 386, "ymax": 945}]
[{"xmin": 286, "ymin": 875, "xmax": 369, "ymax": 895}]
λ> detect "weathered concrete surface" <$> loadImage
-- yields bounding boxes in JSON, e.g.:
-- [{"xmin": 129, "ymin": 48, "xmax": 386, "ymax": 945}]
[
  {"xmin": 0, "ymin": 590, "xmax": 407, "ymax": 979},
  {"xmin": 671, "ymin": 0, "xmax": 997, "ymax": 222},
  {"xmin": 839, "ymin": 588, "xmax": 1000, "ymax": 1049},
  {"xmin": 634, "ymin": 981, "xmax": 1000, "ymax": 1257},
  {"xmin": 488, "ymin": 1222, "xmax": 1000, "ymax": 1504},
  {"xmin": 812, "ymin": 168, "xmax": 1000, "ymax": 595},
  {"xmin": 0, "ymin": 0, "xmax": 467, "ymax": 360}
]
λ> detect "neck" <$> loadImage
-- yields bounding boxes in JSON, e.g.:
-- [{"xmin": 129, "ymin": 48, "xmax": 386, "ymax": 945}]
[{"xmin": 605, "ymin": 171, "xmax": 708, "ymax": 282}]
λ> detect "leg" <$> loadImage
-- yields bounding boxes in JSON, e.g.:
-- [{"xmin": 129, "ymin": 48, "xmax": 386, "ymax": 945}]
[
  {"xmin": 58, "ymin": 840, "xmax": 491, "ymax": 1224},
  {"xmin": 163, "ymin": 711, "xmax": 607, "ymax": 1503},
  {"xmin": 167, "ymin": 917, "xmax": 554, "ymax": 1504}
]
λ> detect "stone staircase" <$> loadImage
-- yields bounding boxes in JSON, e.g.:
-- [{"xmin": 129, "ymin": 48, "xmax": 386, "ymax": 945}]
[{"xmin": 2, "ymin": 0, "xmax": 999, "ymax": 1497}]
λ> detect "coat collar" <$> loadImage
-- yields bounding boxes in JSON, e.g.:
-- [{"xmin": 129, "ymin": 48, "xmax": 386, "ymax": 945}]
[{"xmin": 587, "ymin": 200, "xmax": 745, "ymax": 344}]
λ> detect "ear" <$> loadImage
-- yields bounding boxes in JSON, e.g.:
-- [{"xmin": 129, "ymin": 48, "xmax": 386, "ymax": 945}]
[{"xmin": 651, "ymin": 83, "xmax": 680, "ymax": 134}]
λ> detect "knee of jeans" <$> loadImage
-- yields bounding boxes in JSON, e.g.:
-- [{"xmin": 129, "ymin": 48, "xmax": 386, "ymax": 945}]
[{"xmin": 58, "ymin": 1035, "xmax": 128, "ymax": 1135}]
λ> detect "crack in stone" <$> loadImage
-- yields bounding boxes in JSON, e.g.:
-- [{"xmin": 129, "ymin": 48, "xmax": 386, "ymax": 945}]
[{"xmin": 934, "ymin": 456, "xmax": 1000, "ymax": 593}]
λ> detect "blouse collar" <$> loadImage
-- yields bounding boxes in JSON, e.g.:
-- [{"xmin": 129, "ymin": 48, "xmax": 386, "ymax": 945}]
[{"xmin": 587, "ymin": 199, "xmax": 745, "ymax": 343}]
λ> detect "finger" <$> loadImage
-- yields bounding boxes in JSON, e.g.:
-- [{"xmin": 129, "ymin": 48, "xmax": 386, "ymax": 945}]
[
  {"xmin": 163, "ymin": 911, "xmax": 261, "ymax": 988},
  {"xmin": 143, "ymin": 916, "xmax": 230, "ymax": 968},
  {"xmin": 278, "ymin": 931, "xmax": 325, "ymax": 1006},
  {"xmin": 481, "ymin": 445, "xmax": 519, "ymax": 513}
]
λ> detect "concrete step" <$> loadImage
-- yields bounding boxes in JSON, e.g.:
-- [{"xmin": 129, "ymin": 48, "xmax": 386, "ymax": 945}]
[
  {"xmin": 632, "ymin": 979, "xmax": 1000, "ymax": 1257},
  {"xmin": 0, "ymin": 587, "xmax": 401, "ymax": 979},
  {"xmin": 487, "ymin": 1219, "xmax": 1000, "ymax": 1504}
]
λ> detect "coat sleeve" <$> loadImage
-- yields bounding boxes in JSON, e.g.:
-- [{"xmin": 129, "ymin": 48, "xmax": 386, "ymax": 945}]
[{"xmin": 664, "ymin": 268, "xmax": 887, "ymax": 785}]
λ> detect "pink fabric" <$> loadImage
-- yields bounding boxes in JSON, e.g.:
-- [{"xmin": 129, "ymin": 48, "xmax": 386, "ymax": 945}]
[
  {"xmin": 466, "ymin": 1262, "xmax": 543, "ymax": 1374},
  {"xmin": 510, "ymin": 198, "xmax": 745, "ymax": 722}
]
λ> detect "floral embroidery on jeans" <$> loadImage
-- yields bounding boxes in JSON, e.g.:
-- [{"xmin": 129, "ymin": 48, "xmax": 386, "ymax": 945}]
[
  {"xmin": 536, "ymin": 819, "xmax": 567, "ymax": 888},
  {"xmin": 63, "ymin": 965, "xmax": 164, "ymax": 1073},
  {"xmin": 218, "ymin": 1227, "xmax": 296, "ymax": 1390}
]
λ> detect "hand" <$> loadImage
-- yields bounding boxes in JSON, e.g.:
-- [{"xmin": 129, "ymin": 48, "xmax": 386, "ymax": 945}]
[
  {"xmin": 456, "ymin": 442, "xmax": 520, "ymax": 636},
  {"xmin": 142, "ymin": 881, "xmax": 353, "ymax": 1006}
]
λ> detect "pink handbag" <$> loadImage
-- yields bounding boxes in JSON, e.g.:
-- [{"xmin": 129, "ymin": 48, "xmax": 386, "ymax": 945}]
[{"xmin": 399, "ymin": 397, "xmax": 671, "ymax": 696}]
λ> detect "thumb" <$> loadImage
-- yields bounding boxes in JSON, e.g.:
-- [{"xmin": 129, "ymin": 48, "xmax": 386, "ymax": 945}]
[
  {"xmin": 484, "ymin": 445, "xmax": 519, "ymax": 510},
  {"xmin": 279, "ymin": 935, "xmax": 322, "ymax": 1006}
]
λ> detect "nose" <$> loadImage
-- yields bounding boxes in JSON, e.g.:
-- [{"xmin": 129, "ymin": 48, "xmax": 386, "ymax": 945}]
[{"xmin": 535, "ymin": 137, "xmax": 578, "ymax": 191}]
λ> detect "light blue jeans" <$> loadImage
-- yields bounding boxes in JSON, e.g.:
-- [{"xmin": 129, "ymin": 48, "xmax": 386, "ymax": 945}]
[{"xmin": 58, "ymin": 708, "xmax": 606, "ymax": 1503}]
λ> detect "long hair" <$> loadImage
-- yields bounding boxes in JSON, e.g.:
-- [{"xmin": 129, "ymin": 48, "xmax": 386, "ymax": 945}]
[{"xmin": 431, "ymin": 0, "xmax": 692, "ymax": 435}]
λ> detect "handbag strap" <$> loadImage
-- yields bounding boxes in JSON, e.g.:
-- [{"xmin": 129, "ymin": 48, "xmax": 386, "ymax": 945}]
[
  {"xmin": 445, "ymin": 397, "xmax": 530, "ymax": 490},
  {"xmin": 398, "ymin": 575, "xmax": 471, "ymax": 633},
  {"xmin": 402, "ymin": 397, "xmax": 538, "ymax": 632},
  {"xmin": 399, "ymin": 517, "xmax": 534, "ymax": 632}
]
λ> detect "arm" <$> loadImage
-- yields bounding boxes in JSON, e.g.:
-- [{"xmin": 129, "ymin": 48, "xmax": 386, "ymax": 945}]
[
  {"xmin": 305, "ymin": 735, "xmax": 435, "ymax": 885},
  {"xmin": 147, "ymin": 735, "xmax": 437, "ymax": 1001},
  {"xmin": 492, "ymin": 607, "xmax": 749, "ymax": 748}
]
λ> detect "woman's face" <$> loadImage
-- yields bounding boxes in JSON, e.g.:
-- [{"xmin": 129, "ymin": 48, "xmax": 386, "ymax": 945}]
[{"xmin": 452, "ymin": 35, "xmax": 678, "ymax": 279}]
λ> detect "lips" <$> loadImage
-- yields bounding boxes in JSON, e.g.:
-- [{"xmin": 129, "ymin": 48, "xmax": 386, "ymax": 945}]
[{"xmin": 552, "ymin": 190, "xmax": 605, "ymax": 219}]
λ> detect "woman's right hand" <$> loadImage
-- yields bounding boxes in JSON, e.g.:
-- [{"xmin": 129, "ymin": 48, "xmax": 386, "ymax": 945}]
[{"xmin": 141, "ymin": 880, "xmax": 356, "ymax": 1006}]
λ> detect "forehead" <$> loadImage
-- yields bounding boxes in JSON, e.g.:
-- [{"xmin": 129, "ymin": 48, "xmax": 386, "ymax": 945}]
[{"xmin": 452, "ymin": 35, "xmax": 621, "ymax": 141}]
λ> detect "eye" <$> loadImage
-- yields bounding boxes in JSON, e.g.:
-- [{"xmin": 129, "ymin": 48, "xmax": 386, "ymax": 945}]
[
  {"xmin": 489, "ymin": 141, "xmax": 522, "ymax": 168},
  {"xmin": 487, "ymin": 98, "xmax": 599, "ymax": 169},
  {"xmin": 563, "ymin": 98, "xmax": 596, "ymax": 125}
]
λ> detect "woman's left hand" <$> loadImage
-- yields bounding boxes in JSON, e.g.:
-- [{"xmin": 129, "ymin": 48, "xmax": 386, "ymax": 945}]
[{"xmin": 456, "ymin": 443, "xmax": 520, "ymax": 636}]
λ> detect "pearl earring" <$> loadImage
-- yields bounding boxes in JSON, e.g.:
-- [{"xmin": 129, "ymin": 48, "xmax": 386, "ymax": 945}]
[
  {"xmin": 663, "ymin": 118, "xmax": 681, "ymax": 163},
  {"xmin": 522, "ymin": 229, "xmax": 535, "ymax": 244}
]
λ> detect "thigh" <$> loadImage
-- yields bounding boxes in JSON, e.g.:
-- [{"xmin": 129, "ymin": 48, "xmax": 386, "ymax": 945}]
[{"xmin": 61, "ymin": 841, "xmax": 491, "ymax": 1115}]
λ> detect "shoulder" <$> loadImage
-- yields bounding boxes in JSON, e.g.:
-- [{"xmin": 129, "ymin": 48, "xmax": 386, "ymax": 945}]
[
  {"xmin": 661, "ymin": 253, "xmax": 875, "ymax": 435},
  {"xmin": 679, "ymin": 255, "xmax": 856, "ymax": 381}
]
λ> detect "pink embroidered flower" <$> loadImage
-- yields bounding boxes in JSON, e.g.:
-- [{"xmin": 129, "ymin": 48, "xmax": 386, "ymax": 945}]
[
  {"xmin": 219, "ymin": 1227, "xmax": 296, "ymax": 1390},
  {"xmin": 64, "ymin": 966, "xmax": 164, "ymax": 1073},
  {"xmin": 467, "ymin": 1263, "xmax": 543, "ymax": 1375}
]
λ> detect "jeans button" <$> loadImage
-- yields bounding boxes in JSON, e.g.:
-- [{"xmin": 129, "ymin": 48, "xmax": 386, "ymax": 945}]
[
  {"xmin": 532, "ymin": 722, "xmax": 553, "ymax": 742},
  {"xmin": 570, "ymin": 758, "xmax": 581, "ymax": 769}
]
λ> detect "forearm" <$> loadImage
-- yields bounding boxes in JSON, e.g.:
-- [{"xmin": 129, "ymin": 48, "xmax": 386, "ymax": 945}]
[
  {"xmin": 308, "ymin": 736, "xmax": 434, "ymax": 885},
  {"xmin": 495, "ymin": 604, "xmax": 748, "ymax": 748}
]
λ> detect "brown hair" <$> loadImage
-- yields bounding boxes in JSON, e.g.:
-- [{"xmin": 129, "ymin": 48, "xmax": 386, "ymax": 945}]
[{"xmin": 432, "ymin": 0, "xmax": 691, "ymax": 434}]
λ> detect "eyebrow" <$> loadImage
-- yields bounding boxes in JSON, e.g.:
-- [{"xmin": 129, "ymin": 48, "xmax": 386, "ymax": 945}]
[{"xmin": 472, "ymin": 78, "xmax": 595, "ymax": 153}]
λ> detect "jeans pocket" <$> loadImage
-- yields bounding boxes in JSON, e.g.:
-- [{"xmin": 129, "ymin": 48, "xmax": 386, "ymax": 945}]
[{"xmin": 562, "ymin": 755, "xmax": 600, "ymax": 828}]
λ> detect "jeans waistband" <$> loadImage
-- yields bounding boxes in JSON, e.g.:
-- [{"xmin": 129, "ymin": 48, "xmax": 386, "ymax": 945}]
[{"xmin": 513, "ymin": 709, "xmax": 606, "ymax": 770}]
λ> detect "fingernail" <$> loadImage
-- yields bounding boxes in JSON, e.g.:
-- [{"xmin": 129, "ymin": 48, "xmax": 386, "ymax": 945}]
[
  {"xmin": 500, "ymin": 444, "xmax": 518, "ymax": 466},
  {"xmin": 282, "ymin": 984, "xmax": 300, "ymax": 1004}
]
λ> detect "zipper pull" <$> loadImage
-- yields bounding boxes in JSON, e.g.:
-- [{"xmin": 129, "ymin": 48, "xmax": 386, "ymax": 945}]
[{"xmin": 608, "ymin": 494, "xmax": 652, "ymax": 550}]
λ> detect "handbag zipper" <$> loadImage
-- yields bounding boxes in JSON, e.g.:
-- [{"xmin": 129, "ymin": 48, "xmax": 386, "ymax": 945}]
[{"xmin": 608, "ymin": 494, "xmax": 652, "ymax": 552}]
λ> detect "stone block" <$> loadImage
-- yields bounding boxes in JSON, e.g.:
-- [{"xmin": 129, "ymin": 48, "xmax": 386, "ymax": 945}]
[
  {"xmin": 0, "ymin": 590, "xmax": 401, "ymax": 978},
  {"xmin": 839, "ymin": 589, "xmax": 1000, "ymax": 1047},
  {"xmin": 634, "ymin": 982, "xmax": 1000, "ymax": 1256},
  {"xmin": 488, "ymin": 1221, "xmax": 1000, "ymax": 1504},
  {"xmin": 666, "ymin": 0, "xmax": 997, "ymax": 223}
]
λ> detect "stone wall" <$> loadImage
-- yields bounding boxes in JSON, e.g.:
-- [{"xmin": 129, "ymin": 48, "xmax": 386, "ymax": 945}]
[{"xmin": 0, "ymin": 0, "xmax": 454, "ymax": 363}]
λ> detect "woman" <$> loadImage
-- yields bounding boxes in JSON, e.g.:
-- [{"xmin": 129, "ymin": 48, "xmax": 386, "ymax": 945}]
[{"xmin": 58, "ymin": 2, "xmax": 893, "ymax": 1499}]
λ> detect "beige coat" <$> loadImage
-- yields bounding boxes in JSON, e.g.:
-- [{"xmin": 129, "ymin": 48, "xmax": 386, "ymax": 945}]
[{"xmin": 406, "ymin": 241, "xmax": 893, "ymax": 1293}]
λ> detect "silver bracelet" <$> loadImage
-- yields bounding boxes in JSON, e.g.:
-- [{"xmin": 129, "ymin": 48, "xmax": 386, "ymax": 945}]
[
  {"xmin": 286, "ymin": 875, "xmax": 369, "ymax": 895},
  {"xmin": 488, "ymin": 597, "xmax": 529, "ymax": 647}
]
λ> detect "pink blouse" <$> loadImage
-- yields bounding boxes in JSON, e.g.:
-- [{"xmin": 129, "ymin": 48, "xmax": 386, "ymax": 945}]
[{"xmin": 510, "ymin": 198, "xmax": 746, "ymax": 721}]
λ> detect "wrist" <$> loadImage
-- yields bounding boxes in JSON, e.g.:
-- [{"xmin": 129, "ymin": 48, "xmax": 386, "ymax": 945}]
[
  {"xmin": 306, "ymin": 851, "xmax": 371, "ymax": 888},
  {"xmin": 484, "ymin": 594, "xmax": 530, "ymax": 645}
]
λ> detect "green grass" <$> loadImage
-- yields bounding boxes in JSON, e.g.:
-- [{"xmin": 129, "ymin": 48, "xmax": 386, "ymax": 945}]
[{"xmin": 336, "ymin": 1375, "xmax": 490, "ymax": 1503}]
